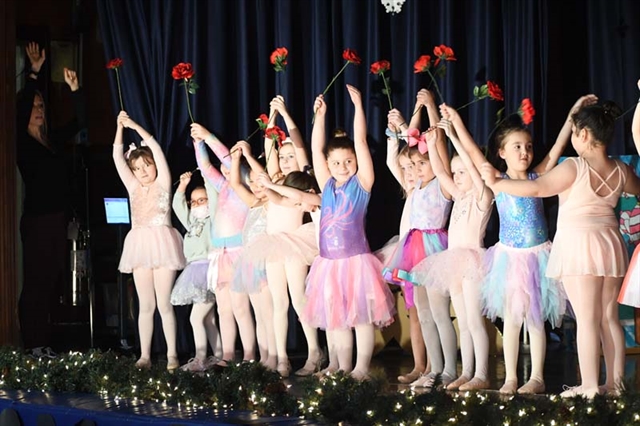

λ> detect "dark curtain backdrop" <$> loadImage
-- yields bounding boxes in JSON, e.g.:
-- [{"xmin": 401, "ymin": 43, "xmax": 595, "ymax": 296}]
[{"xmin": 97, "ymin": 0, "xmax": 640, "ymax": 250}]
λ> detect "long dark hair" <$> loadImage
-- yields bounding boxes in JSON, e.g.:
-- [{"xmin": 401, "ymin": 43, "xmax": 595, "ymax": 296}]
[{"xmin": 571, "ymin": 101, "xmax": 622, "ymax": 146}]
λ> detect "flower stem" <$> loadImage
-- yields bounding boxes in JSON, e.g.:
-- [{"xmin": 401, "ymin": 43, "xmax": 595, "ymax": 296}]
[
  {"xmin": 616, "ymin": 99, "xmax": 640, "ymax": 121},
  {"xmin": 381, "ymin": 72, "xmax": 393, "ymax": 110},
  {"xmin": 115, "ymin": 69, "xmax": 124, "ymax": 111},
  {"xmin": 184, "ymin": 80, "xmax": 194, "ymax": 123},
  {"xmin": 425, "ymin": 68, "xmax": 444, "ymax": 105},
  {"xmin": 312, "ymin": 61, "xmax": 351, "ymax": 124},
  {"xmin": 456, "ymin": 98, "xmax": 482, "ymax": 111}
]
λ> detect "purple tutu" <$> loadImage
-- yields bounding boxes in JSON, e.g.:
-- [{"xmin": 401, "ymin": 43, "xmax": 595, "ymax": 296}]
[{"xmin": 170, "ymin": 260, "xmax": 215, "ymax": 305}]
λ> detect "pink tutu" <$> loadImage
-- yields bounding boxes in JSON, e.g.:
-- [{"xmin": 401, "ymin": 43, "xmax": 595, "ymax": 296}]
[
  {"xmin": 207, "ymin": 246, "xmax": 242, "ymax": 292},
  {"xmin": 243, "ymin": 223, "xmax": 318, "ymax": 266},
  {"xmin": 375, "ymin": 235, "xmax": 416, "ymax": 309},
  {"xmin": 170, "ymin": 260, "xmax": 215, "ymax": 305},
  {"xmin": 619, "ymin": 245, "xmax": 640, "ymax": 307},
  {"xmin": 232, "ymin": 252, "xmax": 267, "ymax": 294},
  {"xmin": 302, "ymin": 253, "xmax": 396, "ymax": 330},
  {"xmin": 381, "ymin": 229, "xmax": 448, "ymax": 294},
  {"xmin": 481, "ymin": 241, "xmax": 566, "ymax": 329},
  {"xmin": 411, "ymin": 247, "xmax": 486, "ymax": 296},
  {"xmin": 119, "ymin": 225, "xmax": 185, "ymax": 273}
]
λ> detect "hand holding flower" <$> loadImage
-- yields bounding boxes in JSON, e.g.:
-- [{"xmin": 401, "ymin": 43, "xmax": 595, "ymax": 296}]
[
  {"xmin": 256, "ymin": 171, "xmax": 273, "ymax": 189},
  {"xmin": 190, "ymin": 123, "xmax": 211, "ymax": 142},
  {"xmin": 387, "ymin": 109, "xmax": 406, "ymax": 131},
  {"xmin": 480, "ymin": 163, "xmax": 499, "ymax": 187},
  {"xmin": 313, "ymin": 95, "xmax": 327, "ymax": 118},
  {"xmin": 177, "ymin": 172, "xmax": 192, "ymax": 192}
]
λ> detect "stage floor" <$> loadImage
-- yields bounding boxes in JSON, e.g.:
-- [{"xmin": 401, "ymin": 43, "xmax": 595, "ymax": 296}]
[{"xmin": 2, "ymin": 343, "xmax": 640, "ymax": 425}]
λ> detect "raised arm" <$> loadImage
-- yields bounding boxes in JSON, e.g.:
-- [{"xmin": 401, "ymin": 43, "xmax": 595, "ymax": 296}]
[
  {"xmin": 425, "ymin": 126, "xmax": 456, "ymax": 199},
  {"xmin": 112, "ymin": 112, "xmax": 138, "ymax": 193},
  {"xmin": 633, "ymin": 80, "xmax": 640, "ymax": 153},
  {"xmin": 422, "ymin": 90, "xmax": 450, "ymax": 175},
  {"xmin": 481, "ymin": 158, "xmax": 576, "ymax": 198},
  {"xmin": 347, "ymin": 85, "xmax": 374, "ymax": 191},
  {"xmin": 264, "ymin": 107, "xmax": 281, "ymax": 178},
  {"xmin": 191, "ymin": 123, "xmax": 231, "ymax": 169},
  {"xmin": 534, "ymin": 94, "xmax": 598, "ymax": 175},
  {"xmin": 51, "ymin": 68, "xmax": 86, "ymax": 144},
  {"xmin": 408, "ymin": 90, "xmax": 424, "ymax": 130},
  {"xmin": 440, "ymin": 103, "xmax": 490, "ymax": 174},
  {"xmin": 311, "ymin": 94, "xmax": 331, "ymax": 190},
  {"xmin": 259, "ymin": 172, "xmax": 322, "ymax": 206},
  {"xmin": 229, "ymin": 141, "xmax": 260, "ymax": 207},
  {"xmin": 120, "ymin": 112, "xmax": 171, "ymax": 190},
  {"xmin": 172, "ymin": 172, "xmax": 192, "ymax": 228},
  {"xmin": 386, "ymin": 109, "xmax": 406, "ymax": 185},
  {"xmin": 271, "ymin": 96, "xmax": 310, "ymax": 168},
  {"xmin": 193, "ymin": 139, "xmax": 225, "ymax": 191}
]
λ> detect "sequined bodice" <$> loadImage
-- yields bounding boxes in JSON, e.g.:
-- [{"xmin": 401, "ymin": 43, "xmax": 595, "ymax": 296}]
[
  {"xmin": 495, "ymin": 173, "xmax": 548, "ymax": 248},
  {"xmin": 130, "ymin": 181, "xmax": 171, "ymax": 228},
  {"xmin": 243, "ymin": 205, "xmax": 267, "ymax": 245},
  {"xmin": 319, "ymin": 176, "xmax": 371, "ymax": 259},
  {"xmin": 409, "ymin": 178, "xmax": 452, "ymax": 230}
]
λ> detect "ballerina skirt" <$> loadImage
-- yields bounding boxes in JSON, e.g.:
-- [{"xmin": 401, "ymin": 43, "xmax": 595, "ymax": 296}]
[
  {"xmin": 619, "ymin": 245, "xmax": 640, "ymax": 307},
  {"xmin": 302, "ymin": 253, "xmax": 396, "ymax": 330},
  {"xmin": 118, "ymin": 225, "xmax": 185, "ymax": 273},
  {"xmin": 381, "ymin": 228, "xmax": 448, "ymax": 286},
  {"xmin": 170, "ymin": 259, "xmax": 215, "ymax": 305},
  {"xmin": 481, "ymin": 241, "xmax": 566, "ymax": 329},
  {"xmin": 207, "ymin": 246, "xmax": 242, "ymax": 292},
  {"xmin": 411, "ymin": 247, "xmax": 486, "ymax": 296}
]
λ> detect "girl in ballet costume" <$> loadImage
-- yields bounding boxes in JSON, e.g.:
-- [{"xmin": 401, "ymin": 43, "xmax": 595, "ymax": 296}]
[
  {"xmin": 445, "ymin": 95, "xmax": 592, "ymax": 394},
  {"xmin": 376, "ymin": 90, "xmax": 432, "ymax": 384},
  {"xmin": 302, "ymin": 85, "xmax": 396, "ymax": 380},
  {"xmin": 113, "ymin": 111, "xmax": 185, "ymax": 370},
  {"xmin": 191, "ymin": 123, "xmax": 254, "ymax": 364},
  {"xmin": 251, "ymin": 96, "xmax": 322, "ymax": 377},
  {"xmin": 227, "ymin": 140, "xmax": 275, "ymax": 369},
  {"xmin": 620, "ymin": 79, "xmax": 640, "ymax": 308},
  {"xmin": 170, "ymin": 172, "xmax": 223, "ymax": 372},
  {"xmin": 483, "ymin": 99, "xmax": 640, "ymax": 399},
  {"xmin": 382, "ymin": 89, "xmax": 456, "ymax": 388},
  {"xmin": 411, "ymin": 119, "xmax": 494, "ymax": 391}
]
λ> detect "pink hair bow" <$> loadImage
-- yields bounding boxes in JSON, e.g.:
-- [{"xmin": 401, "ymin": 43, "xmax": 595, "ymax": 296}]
[
  {"xmin": 406, "ymin": 128, "xmax": 428, "ymax": 155},
  {"xmin": 124, "ymin": 140, "xmax": 147, "ymax": 160}
]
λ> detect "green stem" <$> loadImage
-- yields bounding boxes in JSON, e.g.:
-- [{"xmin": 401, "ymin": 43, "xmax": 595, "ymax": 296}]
[
  {"xmin": 616, "ymin": 99, "xmax": 640, "ymax": 121},
  {"xmin": 381, "ymin": 72, "xmax": 393, "ymax": 110},
  {"xmin": 456, "ymin": 98, "xmax": 482, "ymax": 111},
  {"xmin": 184, "ymin": 80, "xmax": 194, "ymax": 123},
  {"xmin": 115, "ymin": 69, "xmax": 124, "ymax": 111},
  {"xmin": 312, "ymin": 61, "xmax": 352, "ymax": 124},
  {"xmin": 425, "ymin": 68, "xmax": 444, "ymax": 105}
]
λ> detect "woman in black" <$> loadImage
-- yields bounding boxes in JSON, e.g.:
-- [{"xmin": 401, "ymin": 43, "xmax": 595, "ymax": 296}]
[{"xmin": 16, "ymin": 42, "xmax": 85, "ymax": 349}]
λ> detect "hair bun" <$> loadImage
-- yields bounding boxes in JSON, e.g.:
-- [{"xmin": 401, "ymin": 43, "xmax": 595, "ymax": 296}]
[
  {"xmin": 332, "ymin": 128, "xmax": 348, "ymax": 138},
  {"xmin": 601, "ymin": 101, "xmax": 622, "ymax": 120}
]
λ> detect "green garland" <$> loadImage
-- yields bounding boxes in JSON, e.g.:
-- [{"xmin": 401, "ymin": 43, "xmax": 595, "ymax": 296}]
[{"xmin": 1, "ymin": 347, "xmax": 640, "ymax": 425}]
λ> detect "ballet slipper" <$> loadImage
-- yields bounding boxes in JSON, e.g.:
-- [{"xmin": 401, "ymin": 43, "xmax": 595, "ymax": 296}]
[
  {"xmin": 314, "ymin": 366, "xmax": 338, "ymax": 379},
  {"xmin": 167, "ymin": 356, "xmax": 180, "ymax": 371},
  {"xmin": 277, "ymin": 359, "xmax": 292, "ymax": 378},
  {"xmin": 458, "ymin": 377, "xmax": 490, "ymax": 391},
  {"xmin": 295, "ymin": 350, "xmax": 325, "ymax": 376},
  {"xmin": 517, "ymin": 378, "xmax": 545, "ymax": 395},
  {"xmin": 410, "ymin": 372, "xmax": 438, "ymax": 388},
  {"xmin": 499, "ymin": 379, "xmax": 518, "ymax": 394},
  {"xmin": 445, "ymin": 375, "xmax": 471, "ymax": 390},
  {"xmin": 398, "ymin": 369, "xmax": 422, "ymax": 384},
  {"xmin": 349, "ymin": 369, "xmax": 370, "ymax": 382},
  {"xmin": 135, "ymin": 357, "xmax": 151, "ymax": 370}
]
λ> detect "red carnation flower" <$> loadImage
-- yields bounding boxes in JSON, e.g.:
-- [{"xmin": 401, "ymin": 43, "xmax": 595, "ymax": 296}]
[
  {"xmin": 413, "ymin": 55, "xmax": 432, "ymax": 73},
  {"xmin": 519, "ymin": 98, "xmax": 535, "ymax": 125},
  {"xmin": 172, "ymin": 62, "xmax": 195, "ymax": 80},
  {"xmin": 265, "ymin": 125, "xmax": 287, "ymax": 148},
  {"xmin": 342, "ymin": 48, "xmax": 362, "ymax": 65},
  {"xmin": 487, "ymin": 81, "xmax": 504, "ymax": 101},
  {"xmin": 433, "ymin": 44, "xmax": 456, "ymax": 67},
  {"xmin": 270, "ymin": 47, "xmax": 288, "ymax": 72},
  {"xmin": 370, "ymin": 60, "xmax": 391, "ymax": 75},
  {"xmin": 106, "ymin": 58, "xmax": 123, "ymax": 69}
]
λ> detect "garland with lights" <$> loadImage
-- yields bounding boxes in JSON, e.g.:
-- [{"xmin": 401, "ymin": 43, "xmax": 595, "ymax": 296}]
[{"xmin": 1, "ymin": 347, "xmax": 640, "ymax": 425}]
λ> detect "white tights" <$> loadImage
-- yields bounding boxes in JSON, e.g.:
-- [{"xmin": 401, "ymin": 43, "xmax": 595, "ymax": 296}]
[
  {"xmin": 425, "ymin": 287, "xmax": 458, "ymax": 379},
  {"xmin": 562, "ymin": 276, "xmax": 624, "ymax": 396},
  {"xmin": 450, "ymin": 279, "xmax": 489, "ymax": 381},
  {"xmin": 413, "ymin": 286, "xmax": 443, "ymax": 374},
  {"xmin": 133, "ymin": 267, "xmax": 177, "ymax": 360},
  {"xmin": 266, "ymin": 260, "xmax": 320, "ymax": 365},
  {"xmin": 190, "ymin": 302, "xmax": 222, "ymax": 360},
  {"xmin": 215, "ymin": 285, "xmax": 256, "ymax": 361}
]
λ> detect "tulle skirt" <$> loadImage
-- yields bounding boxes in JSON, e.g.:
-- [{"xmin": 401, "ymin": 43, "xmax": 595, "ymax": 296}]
[
  {"xmin": 411, "ymin": 247, "xmax": 486, "ymax": 296},
  {"xmin": 207, "ymin": 246, "xmax": 242, "ymax": 292},
  {"xmin": 375, "ymin": 235, "xmax": 416, "ymax": 309},
  {"xmin": 243, "ymin": 223, "xmax": 318, "ymax": 266},
  {"xmin": 302, "ymin": 253, "xmax": 396, "ymax": 330},
  {"xmin": 481, "ymin": 241, "xmax": 566, "ymax": 329},
  {"xmin": 170, "ymin": 260, "xmax": 215, "ymax": 305},
  {"xmin": 381, "ymin": 228, "xmax": 448, "ymax": 286},
  {"xmin": 619, "ymin": 245, "xmax": 640, "ymax": 307},
  {"xmin": 119, "ymin": 225, "xmax": 185, "ymax": 273},
  {"xmin": 547, "ymin": 227, "xmax": 628, "ymax": 278},
  {"xmin": 231, "ymin": 253, "xmax": 267, "ymax": 294}
]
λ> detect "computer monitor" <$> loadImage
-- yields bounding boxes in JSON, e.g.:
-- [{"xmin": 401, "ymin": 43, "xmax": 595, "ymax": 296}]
[{"xmin": 104, "ymin": 198, "xmax": 131, "ymax": 224}]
